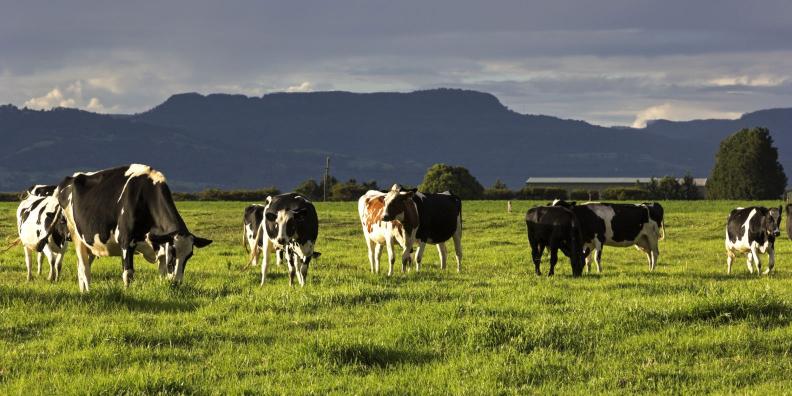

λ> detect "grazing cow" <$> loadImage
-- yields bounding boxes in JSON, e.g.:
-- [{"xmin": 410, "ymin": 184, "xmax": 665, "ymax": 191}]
[
  {"xmin": 358, "ymin": 190, "xmax": 408, "ymax": 275},
  {"xmin": 381, "ymin": 184, "xmax": 462, "ymax": 272},
  {"xmin": 725, "ymin": 206, "xmax": 782, "ymax": 275},
  {"xmin": 44, "ymin": 164, "xmax": 212, "ymax": 292},
  {"xmin": 243, "ymin": 204, "xmax": 282, "ymax": 268},
  {"xmin": 16, "ymin": 185, "xmax": 69, "ymax": 281},
  {"xmin": 551, "ymin": 200, "xmax": 663, "ymax": 272},
  {"xmin": 525, "ymin": 206, "xmax": 585, "ymax": 276},
  {"xmin": 259, "ymin": 193, "xmax": 320, "ymax": 286}
]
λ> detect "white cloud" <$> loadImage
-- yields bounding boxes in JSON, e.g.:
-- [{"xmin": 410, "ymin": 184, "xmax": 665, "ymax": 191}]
[
  {"xmin": 285, "ymin": 81, "xmax": 313, "ymax": 92},
  {"xmin": 707, "ymin": 74, "xmax": 787, "ymax": 87},
  {"xmin": 85, "ymin": 97, "xmax": 105, "ymax": 112},
  {"xmin": 631, "ymin": 102, "xmax": 741, "ymax": 128},
  {"xmin": 23, "ymin": 88, "xmax": 77, "ymax": 109}
]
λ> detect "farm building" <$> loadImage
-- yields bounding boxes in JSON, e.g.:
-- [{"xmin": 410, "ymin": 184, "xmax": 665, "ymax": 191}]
[{"xmin": 525, "ymin": 177, "xmax": 708, "ymax": 197}]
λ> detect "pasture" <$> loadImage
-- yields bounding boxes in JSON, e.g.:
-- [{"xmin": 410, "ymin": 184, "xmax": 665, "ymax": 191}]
[{"xmin": 1, "ymin": 200, "xmax": 792, "ymax": 394}]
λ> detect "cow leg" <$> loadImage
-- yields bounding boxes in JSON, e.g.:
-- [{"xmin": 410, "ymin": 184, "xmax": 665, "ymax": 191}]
[
  {"xmin": 745, "ymin": 252, "xmax": 754, "ymax": 274},
  {"xmin": 276, "ymin": 248, "xmax": 283, "ymax": 267},
  {"xmin": 24, "ymin": 247, "xmax": 33, "ymax": 281},
  {"xmin": 415, "ymin": 241, "xmax": 426, "ymax": 271},
  {"xmin": 650, "ymin": 239, "xmax": 660, "ymax": 271},
  {"xmin": 287, "ymin": 250, "xmax": 296, "ymax": 287},
  {"xmin": 43, "ymin": 245, "xmax": 55, "ymax": 281},
  {"xmin": 437, "ymin": 243, "xmax": 448, "ymax": 270},
  {"xmin": 594, "ymin": 239, "xmax": 603, "ymax": 273},
  {"xmin": 121, "ymin": 244, "xmax": 136, "ymax": 288},
  {"xmin": 375, "ymin": 241, "xmax": 384, "ymax": 274},
  {"xmin": 260, "ymin": 238, "xmax": 273, "ymax": 286},
  {"xmin": 53, "ymin": 252, "xmax": 64, "ymax": 282},
  {"xmin": 750, "ymin": 244, "xmax": 762, "ymax": 274},
  {"xmin": 765, "ymin": 245, "xmax": 775, "ymax": 275},
  {"xmin": 365, "ymin": 237, "xmax": 376, "ymax": 273},
  {"xmin": 530, "ymin": 240, "xmax": 543, "ymax": 276},
  {"xmin": 548, "ymin": 248, "xmax": 558, "ymax": 276},
  {"xmin": 453, "ymin": 215, "xmax": 462, "ymax": 272},
  {"xmin": 726, "ymin": 251, "xmax": 734, "ymax": 274},
  {"xmin": 36, "ymin": 251, "xmax": 43, "ymax": 275}
]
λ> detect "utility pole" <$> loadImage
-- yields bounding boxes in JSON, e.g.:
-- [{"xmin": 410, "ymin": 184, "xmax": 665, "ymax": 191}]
[{"xmin": 323, "ymin": 156, "xmax": 330, "ymax": 202}]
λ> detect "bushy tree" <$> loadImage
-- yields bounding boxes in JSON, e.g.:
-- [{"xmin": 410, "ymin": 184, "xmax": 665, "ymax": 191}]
[
  {"xmin": 330, "ymin": 179, "xmax": 378, "ymax": 201},
  {"xmin": 294, "ymin": 178, "xmax": 322, "ymax": 201},
  {"xmin": 418, "ymin": 164, "xmax": 484, "ymax": 199},
  {"xmin": 707, "ymin": 128, "xmax": 787, "ymax": 199},
  {"xmin": 483, "ymin": 179, "xmax": 513, "ymax": 200}
]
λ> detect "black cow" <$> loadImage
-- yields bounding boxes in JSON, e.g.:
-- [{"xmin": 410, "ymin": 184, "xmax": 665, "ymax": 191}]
[
  {"xmin": 725, "ymin": 206, "xmax": 782, "ymax": 275},
  {"xmin": 259, "ymin": 193, "xmax": 320, "ymax": 287},
  {"xmin": 551, "ymin": 200, "xmax": 663, "ymax": 272},
  {"xmin": 45, "ymin": 164, "xmax": 212, "ymax": 292},
  {"xmin": 381, "ymin": 184, "xmax": 463, "ymax": 272},
  {"xmin": 525, "ymin": 206, "xmax": 585, "ymax": 276}
]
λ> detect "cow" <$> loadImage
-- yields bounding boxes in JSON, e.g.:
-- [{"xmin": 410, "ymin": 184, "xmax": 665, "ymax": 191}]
[
  {"xmin": 259, "ymin": 193, "xmax": 320, "ymax": 287},
  {"xmin": 44, "ymin": 164, "xmax": 212, "ymax": 292},
  {"xmin": 358, "ymin": 190, "xmax": 409, "ymax": 276},
  {"xmin": 243, "ymin": 204, "xmax": 282, "ymax": 268},
  {"xmin": 16, "ymin": 185, "xmax": 69, "ymax": 281},
  {"xmin": 381, "ymin": 184, "xmax": 462, "ymax": 272},
  {"xmin": 787, "ymin": 204, "xmax": 792, "ymax": 240},
  {"xmin": 725, "ymin": 206, "xmax": 782, "ymax": 275},
  {"xmin": 550, "ymin": 200, "xmax": 663, "ymax": 272},
  {"xmin": 525, "ymin": 206, "xmax": 585, "ymax": 276}
]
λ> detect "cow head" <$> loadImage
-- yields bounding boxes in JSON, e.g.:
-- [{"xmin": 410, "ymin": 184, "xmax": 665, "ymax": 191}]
[
  {"xmin": 382, "ymin": 184, "xmax": 416, "ymax": 222},
  {"xmin": 766, "ymin": 206, "xmax": 782, "ymax": 238},
  {"xmin": 150, "ymin": 232, "xmax": 212, "ymax": 283},
  {"xmin": 264, "ymin": 197, "xmax": 309, "ymax": 248}
]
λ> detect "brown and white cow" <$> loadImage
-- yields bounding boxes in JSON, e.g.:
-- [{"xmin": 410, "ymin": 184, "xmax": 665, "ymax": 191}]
[
  {"xmin": 381, "ymin": 184, "xmax": 462, "ymax": 272},
  {"xmin": 358, "ymin": 190, "xmax": 410, "ymax": 276}
]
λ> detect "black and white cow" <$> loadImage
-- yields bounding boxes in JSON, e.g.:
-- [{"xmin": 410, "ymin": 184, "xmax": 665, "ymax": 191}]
[
  {"xmin": 525, "ymin": 206, "xmax": 585, "ymax": 276},
  {"xmin": 243, "ymin": 204, "xmax": 283, "ymax": 268},
  {"xmin": 16, "ymin": 185, "xmax": 69, "ymax": 281},
  {"xmin": 725, "ymin": 206, "xmax": 782, "ymax": 275},
  {"xmin": 259, "ymin": 193, "xmax": 320, "ymax": 287},
  {"xmin": 45, "ymin": 164, "xmax": 212, "ymax": 292},
  {"xmin": 551, "ymin": 200, "xmax": 664, "ymax": 272},
  {"xmin": 381, "ymin": 184, "xmax": 462, "ymax": 272}
]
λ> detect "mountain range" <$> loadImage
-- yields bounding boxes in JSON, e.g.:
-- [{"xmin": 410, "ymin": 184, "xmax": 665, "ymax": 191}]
[{"xmin": 1, "ymin": 88, "xmax": 789, "ymax": 191}]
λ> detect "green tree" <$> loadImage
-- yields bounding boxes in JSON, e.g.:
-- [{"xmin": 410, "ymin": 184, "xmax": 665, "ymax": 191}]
[
  {"xmin": 483, "ymin": 179, "xmax": 513, "ymax": 200},
  {"xmin": 418, "ymin": 163, "xmax": 484, "ymax": 199},
  {"xmin": 707, "ymin": 128, "xmax": 787, "ymax": 199},
  {"xmin": 294, "ymin": 178, "xmax": 322, "ymax": 201}
]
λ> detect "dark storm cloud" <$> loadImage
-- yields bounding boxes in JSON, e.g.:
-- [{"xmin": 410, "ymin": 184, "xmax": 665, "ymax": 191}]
[{"xmin": 2, "ymin": 0, "xmax": 791, "ymax": 125}]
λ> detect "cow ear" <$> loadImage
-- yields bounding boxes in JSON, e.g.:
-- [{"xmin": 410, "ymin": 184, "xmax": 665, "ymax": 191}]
[
  {"xmin": 193, "ymin": 236, "xmax": 213, "ymax": 248},
  {"xmin": 265, "ymin": 212, "xmax": 277, "ymax": 222}
]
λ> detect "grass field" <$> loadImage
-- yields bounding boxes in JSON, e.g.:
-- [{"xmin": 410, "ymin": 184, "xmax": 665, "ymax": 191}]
[{"xmin": 1, "ymin": 200, "xmax": 792, "ymax": 394}]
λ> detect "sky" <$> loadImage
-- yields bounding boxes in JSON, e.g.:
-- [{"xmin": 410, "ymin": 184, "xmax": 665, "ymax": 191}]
[{"xmin": 1, "ymin": 1, "xmax": 791, "ymax": 127}]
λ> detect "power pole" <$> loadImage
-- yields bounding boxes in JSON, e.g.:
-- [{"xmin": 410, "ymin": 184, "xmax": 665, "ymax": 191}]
[{"xmin": 323, "ymin": 156, "xmax": 330, "ymax": 202}]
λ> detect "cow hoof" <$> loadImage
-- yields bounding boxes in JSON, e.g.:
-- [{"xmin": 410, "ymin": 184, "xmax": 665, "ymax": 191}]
[{"xmin": 122, "ymin": 270, "xmax": 133, "ymax": 287}]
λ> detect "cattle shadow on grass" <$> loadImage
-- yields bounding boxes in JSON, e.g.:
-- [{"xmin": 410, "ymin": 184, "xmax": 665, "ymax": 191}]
[
  {"xmin": 0, "ymin": 319, "xmax": 55, "ymax": 342},
  {"xmin": 0, "ymin": 286, "xmax": 199, "ymax": 313},
  {"xmin": 668, "ymin": 299, "xmax": 792, "ymax": 328},
  {"xmin": 317, "ymin": 342, "xmax": 437, "ymax": 370}
]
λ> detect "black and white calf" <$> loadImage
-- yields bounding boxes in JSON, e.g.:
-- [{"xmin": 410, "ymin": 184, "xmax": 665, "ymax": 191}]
[
  {"xmin": 45, "ymin": 164, "xmax": 212, "ymax": 292},
  {"xmin": 525, "ymin": 206, "xmax": 585, "ymax": 276},
  {"xmin": 259, "ymin": 193, "xmax": 320, "ymax": 287},
  {"xmin": 725, "ymin": 206, "xmax": 782, "ymax": 275},
  {"xmin": 381, "ymin": 184, "xmax": 463, "ymax": 272},
  {"xmin": 551, "ymin": 200, "xmax": 664, "ymax": 272},
  {"xmin": 16, "ymin": 185, "xmax": 69, "ymax": 281}
]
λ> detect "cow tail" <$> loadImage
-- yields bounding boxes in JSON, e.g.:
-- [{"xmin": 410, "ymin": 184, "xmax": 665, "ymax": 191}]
[
  {"xmin": 35, "ymin": 204, "xmax": 63, "ymax": 252},
  {"xmin": 1, "ymin": 237, "xmax": 21, "ymax": 253}
]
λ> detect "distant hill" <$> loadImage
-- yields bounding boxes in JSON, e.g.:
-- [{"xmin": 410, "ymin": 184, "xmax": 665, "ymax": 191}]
[{"xmin": 0, "ymin": 89, "xmax": 789, "ymax": 191}]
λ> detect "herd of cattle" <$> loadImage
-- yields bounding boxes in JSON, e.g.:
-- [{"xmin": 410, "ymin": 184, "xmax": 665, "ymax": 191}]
[{"xmin": 10, "ymin": 164, "xmax": 792, "ymax": 292}]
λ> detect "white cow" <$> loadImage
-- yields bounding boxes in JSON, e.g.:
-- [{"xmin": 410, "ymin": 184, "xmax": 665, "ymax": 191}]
[{"xmin": 358, "ymin": 190, "xmax": 410, "ymax": 276}]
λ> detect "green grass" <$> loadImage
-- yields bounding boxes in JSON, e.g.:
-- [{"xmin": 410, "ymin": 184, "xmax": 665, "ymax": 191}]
[{"xmin": 1, "ymin": 200, "xmax": 792, "ymax": 394}]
